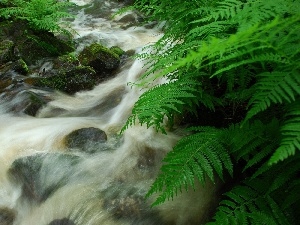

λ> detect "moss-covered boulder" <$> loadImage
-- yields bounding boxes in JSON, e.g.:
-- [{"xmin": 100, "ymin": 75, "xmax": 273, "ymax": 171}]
[
  {"xmin": 0, "ymin": 40, "xmax": 15, "ymax": 64},
  {"xmin": 33, "ymin": 65, "xmax": 97, "ymax": 94},
  {"xmin": 78, "ymin": 43, "xmax": 121, "ymax": 74},
  {"xmin": 17, "ymin": 32, "xmax": 75, "ymax": 65},
  {"xmin": 0, "ymin": 58, "xmax": 28, "ymax": 76},
  {"xmin": 110, "ymin": 46, "xmax": 125, "ymax": 57},
  {"xmin": 0, "ymin": 21, "xmax": 75, "ymax": 65}
]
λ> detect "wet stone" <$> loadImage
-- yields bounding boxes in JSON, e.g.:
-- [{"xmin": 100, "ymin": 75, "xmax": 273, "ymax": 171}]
[
  {"xmin": 48, "ymin": 218, "xmax": 76, "ymax": 225},
  {"xmin": 8, "ymin": 153, "xmax": 80, "ymax": 203},
  {"xmin": 137, "ymin": 147, "xmax": 156, "ymax": 170},
  {"xmin": 0, "ymin": 207, "xmax": 16, "ymax": 225},
  {"xmin": 102, "ymin": 183, "xmax": 163, "ymax": 224},
  {"xmin": 78, "ymin": 43, "xmax": 120, "ymax": 74},
  {"xmin": 65, "ymin": 127, "xmax": 108, "ymax": 154}
]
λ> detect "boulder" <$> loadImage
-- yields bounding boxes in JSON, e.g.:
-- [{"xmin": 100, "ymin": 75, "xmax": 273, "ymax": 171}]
[
  {"xmin": 9, "ymin": 59, "xmax": 29, "ymax": 75},
  {"xmin": 0, "ymin": 40, "xmax": 15, "ymax": 64},
  {"xmin": 0, "ymin": 58, "xmax": 28, "ymax": 76},
  {"xmin": 0, "ymin": 207, "xmax": 15, "ymax": 225},
  {"xmin": 8, "ymin": 153, "xmax": 80, "ymax": 203},
  {"xmin": 65, "ymin": 127, "xmax": 108, "ymax": 153},
  {"xmin": 78, "ymin": 43, "xmax": 120, "ymax": 75},
  {"xmin": 102, "ymin": 183, "xmax": 163, "ymax": 224},
  {"xmin": 48, "ymin": 218, "xmax": 76, "ymax": 225},
  {"xmin": 23, "ymin": 91, "xmax": 49, "ymax": 116},
  {"xmin": 33, "ymin": 66, "xmax": 97, "ymax": 95},
  {"xmin": 0, "ymin": 21, "xmax": 75, "ymax": 65}
]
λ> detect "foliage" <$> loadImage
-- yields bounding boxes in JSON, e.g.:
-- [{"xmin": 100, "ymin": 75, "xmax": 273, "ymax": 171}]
[
  {"xmin": 122, "ymin": 0, "xmax": 300, "ymax": 223},
  {"xmin": 0, "ymin": 0, "xmax": 75, "ymax": 34}
]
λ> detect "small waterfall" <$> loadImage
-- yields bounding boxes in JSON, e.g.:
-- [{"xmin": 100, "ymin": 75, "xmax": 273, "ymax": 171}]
[{"xmin": 0, "ymin": 1, "xmax": 219, "ymax": 224}]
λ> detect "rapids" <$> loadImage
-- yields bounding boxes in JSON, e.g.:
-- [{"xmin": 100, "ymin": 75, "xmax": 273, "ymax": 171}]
[{"xmin": 0, "ymin": 1, "xmax": 219, "ymax": 224}]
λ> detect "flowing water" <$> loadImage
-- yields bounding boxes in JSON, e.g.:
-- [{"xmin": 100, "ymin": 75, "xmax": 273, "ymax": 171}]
[{"xmin": 0, "ymin": 1, "xmax": 219, "ymax": 224}]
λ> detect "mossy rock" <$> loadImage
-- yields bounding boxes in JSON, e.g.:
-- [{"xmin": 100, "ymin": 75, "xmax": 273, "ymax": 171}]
[
  {"xmin": 0, "ymin": 40, "xmax": 14, "ymax": 64},
  {"xmin": 34, "ymin": 66, "xmax": 97, "ymax": 94},
  {"xmin": 0, "ymin": 58, "xmax": 28, "ymax": 76},
  {"xmin": 78, "ymin": 43, "xmax": 121, "ymax": 73},
  {"xmin": 17, "ymin": 33, "xmax": 75, "ymax": 65},
  {"xmin": 110, "ymin": 46, "xmax": 125, "ymax": 57},
  {"xmin": 0, "ymin": 21, "xmax": 75, "ymax": 65},
  {"xmin": 10, "ymin": 59, "xmax": 29, "ymax": 75}
]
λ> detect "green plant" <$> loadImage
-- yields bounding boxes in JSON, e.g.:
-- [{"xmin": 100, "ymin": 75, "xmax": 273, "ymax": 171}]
[
  {"xmin": 122, "ymin": 0, "xmax": 300, "ymax": 223},
  {"xmin": 0, "ymin": 0, "xmax": 74, "ymax": 34}
]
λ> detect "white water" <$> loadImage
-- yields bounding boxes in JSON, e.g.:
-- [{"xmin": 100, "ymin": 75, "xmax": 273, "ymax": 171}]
[{"xmin": 0, "ymin": 1, "xmax": 218, "ymax": 224}]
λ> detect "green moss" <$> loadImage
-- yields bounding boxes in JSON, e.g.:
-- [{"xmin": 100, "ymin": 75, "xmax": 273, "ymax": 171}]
[
  {"xmin": 110, "ymin": 46, "xmax": 125, "ymax": 57},
  {"xmin": 78, "ymin": 43, "xmax": 119, "ymax": 66},
  {"xmin": 57, "ymin": 53, "xmax": 79, "ymax": 64},
  {"xmin": 0, "ymin": 40, "xmax": 14, "ymax": 63},
  {"xmin": 17, "ymin": 58, "xmax": 29, "ymax": 74}
]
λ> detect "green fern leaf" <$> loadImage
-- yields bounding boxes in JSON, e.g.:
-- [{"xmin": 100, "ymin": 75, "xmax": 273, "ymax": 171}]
[
  {"xmin": 146, "ymin": 127, "xmax": 232, "ymax": 206},
  {"xmin": 244, "ymin": 70, "xmax": 300, "ymax": 122},
  {"xmin": 269, "ymin": 100, "xmax": 300, "ymax": 164}
]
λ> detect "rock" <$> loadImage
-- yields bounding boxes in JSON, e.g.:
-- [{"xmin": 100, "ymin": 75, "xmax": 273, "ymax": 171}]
[
  {"xmin": 48, "ymin": 218, "xmax": 76, "ymax": 225},
  {"xmin": 0, "ymin": 40, "xmax": 15, "ymax": 64},
  {"xmin": 0, "ymin": 58, "xmax": 29, "ymax": 76},
  {"xmin": 102, "ymin": 183, "xmax": 163, "ymax": 224},
  {"xmin": 0, "ymin": 78, "xmax": 12, "ymax": 92},
  {"xmin": 110, "ymin": 46, "xmax": 125, "ymax": 57},
  {"xmin": 136, "ymin": 147, "xmax": 156, "ymax": 170},
  {"xmin": 0, "ymin": 21, "xmax": 75, "ymax": 65},
  {"xmin": 0, "ymin": 207, "xmax": 16, "ymax": 225},
  {"xmin": 23, "ymin": 91, "xmax": 49, "ymax": 116},
  {"xmin": 78, "ymin": 43, "xmax": 120, "ymax": 75},
  {"xmin": 33, "ymin": 66, "xmax": 97, "ymax": 94},
  {"xmin": 65, "ymin": 127, "xmax": 108, "ymax": 153},
  {"xmin": 10, "ymin": 59, "xmax": 29, "ymax": 75},
  {"xmin": 117, "ymin": 13, "xmax": 137, "ymax": 24},
  {"xmin": 8, "ymin": 153, "xmax": 80, "ymax": 203}
]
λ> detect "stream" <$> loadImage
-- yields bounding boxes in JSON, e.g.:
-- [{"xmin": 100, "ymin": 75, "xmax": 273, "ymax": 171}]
[{"xmin": 0, "ymin": 1, "xmax": 218, "ymax": 224}]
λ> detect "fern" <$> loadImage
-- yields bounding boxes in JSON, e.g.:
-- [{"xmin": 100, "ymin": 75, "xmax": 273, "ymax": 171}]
[
  {"xmin": 0, "ymin": 0, "xmax": 75, "ymax": 34},
  {"xmin": 209, "ymin": 155, "xmax": 300, "ymax": 225},
  {"xmin": 121, "ymin": 73, "xmax": 219, "ymax": 134},
  {"xmin": 269, "ymin": 100, "xmax": 300, "ymax": 164},
  {"xmin": 121, "ymin": 0, "xmax": 300, "ymax": 223},
  {"xmin": 146, "ymin": 126, "xmax": 233, "ymax": 206},
  {"xmin": 244, "ymin": 70, "xmax": 300, "ymax": 122}
]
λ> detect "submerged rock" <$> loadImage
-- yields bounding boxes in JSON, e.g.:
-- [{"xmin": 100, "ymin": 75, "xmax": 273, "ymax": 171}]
[
  {"xmin": 48, "ymin": 218, "xmax": 76, "ymax": 225},
  {"xmin": 8, "ymin": 153, "xmax": 80, "ymax": 203},
  {"xmin": 78, "ymin": 43, "xmax": 121, "ymax": 76},
  {"xmin": 65, "ymin": 127, "xmax": 108, "ymax": 153},
  {"xmin": 102, "ymin": 183, "xmax": 163, "ymax": 224},
  {"xmin": 0, "ymin": 207, "xmax": 16, "ymax": 225}
]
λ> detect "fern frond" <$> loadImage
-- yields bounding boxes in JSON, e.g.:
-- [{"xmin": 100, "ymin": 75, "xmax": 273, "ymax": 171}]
[
  {"xmin": 146, "ymin": 127, "xmax": 233, "ymax": 206},
  {"xmin": 208, "ymin": 175, "xmax": 295, "ymax": 225},
  {"xmin": 122, "ymin": 72, "xmax": 220, "ymax": 133},
  {"xmin": 245, "ymin": 70, "xmax": 300, "ymax": 122},
  {"xmin": 269, "ymin": 100, "xmax": 300, "ymax": 164}
]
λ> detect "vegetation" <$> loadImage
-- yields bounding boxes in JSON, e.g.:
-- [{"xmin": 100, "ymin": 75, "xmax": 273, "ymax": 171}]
[
  {"xmin": 0, "ymin": 0, "xmax": 74, "ymax": 35},
  {"xmin": 122, "ymin": 0, "xmax": 300, "ymax": 224}
]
